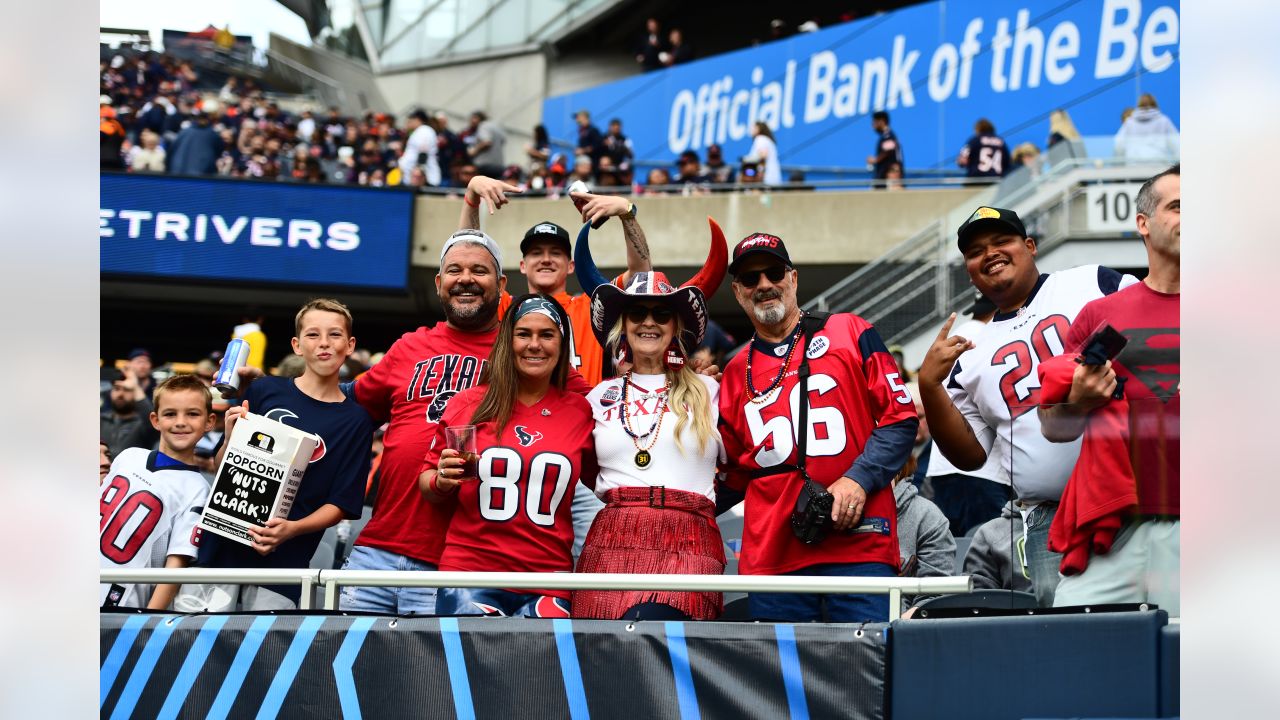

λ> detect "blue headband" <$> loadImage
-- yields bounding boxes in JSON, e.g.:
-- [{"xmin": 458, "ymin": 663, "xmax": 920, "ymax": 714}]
[{"xmin": 513, "ymin": 297, "xmax": 566, "ymax": 336}]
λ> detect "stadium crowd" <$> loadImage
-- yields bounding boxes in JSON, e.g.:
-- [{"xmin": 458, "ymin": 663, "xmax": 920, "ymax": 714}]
[
  {"xmin": 103, "ymin": 46, "xmax": 1178, "ymax": 200},
  {"xmin": 101, "ymin": 161, "xmax": 1179, "ymax": 621}
]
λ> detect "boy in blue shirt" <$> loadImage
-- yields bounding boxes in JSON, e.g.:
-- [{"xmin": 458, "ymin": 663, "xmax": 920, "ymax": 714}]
[{"xmin": 181, "ymin": 299, "xmax": 373, "ymax": 611}]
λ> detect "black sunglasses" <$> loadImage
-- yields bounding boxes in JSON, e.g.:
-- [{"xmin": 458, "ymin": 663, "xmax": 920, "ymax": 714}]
[
  {"xmin": 625, "ymin": 305, "xmax": 674, "ymax": 324},
  {"xmin": 735, "ymin": 265, "xmax": 788, "ymax": 287}
]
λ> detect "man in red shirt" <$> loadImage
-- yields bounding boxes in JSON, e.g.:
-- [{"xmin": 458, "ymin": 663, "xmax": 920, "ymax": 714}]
[
  {"xmin": 1040, "ymin": 164, "xmax": 1180, "ymax": 614},
  {"xmin": 718, "ymin": 233, "xmax": 918, "ymax": 622}
]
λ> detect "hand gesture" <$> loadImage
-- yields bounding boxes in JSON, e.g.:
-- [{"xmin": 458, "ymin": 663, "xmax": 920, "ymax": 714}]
[
  {"xmin": 1066, "ymin": 360, "xmax": 1117, "ymax": 412},
  {"xmin": 918, "ymin": 313, "xmax": 974, "ymax": 386},
  {"xmin": 247, "ymin": 517, "xmax": 295, "ymax": 556},
  {"xmin": 466, "ymin": 175, "xmax": 522, "ymax": 214},
  {"xmin": 828, "ymin": 477, "xmax": 868, "ymax": 531},
  {"xmin": 224, "ymin": 400, "xmax": 249, "ymax": 439},
  {"xmin": 571, "ymin": 191, "xmax": 629, "ymax": 226}
]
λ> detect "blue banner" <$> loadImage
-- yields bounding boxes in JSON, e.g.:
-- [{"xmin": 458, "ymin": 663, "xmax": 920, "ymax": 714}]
[
  {"xmin": 542, "ymin": 0, "xmax": 1180, "ymax": 172},
  {"xmin": 100, "ymin": 174, "xmax": 415, "ymax": 291}
]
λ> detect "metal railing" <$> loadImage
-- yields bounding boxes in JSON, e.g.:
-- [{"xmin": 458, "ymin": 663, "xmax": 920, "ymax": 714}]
[
  {"xmin": 801, "ymin": 156, "xmax": 1170, "ymax": 346},
  {"xmin": 101, "ymin": 568, "xmax": 973, "ymax": 621}
]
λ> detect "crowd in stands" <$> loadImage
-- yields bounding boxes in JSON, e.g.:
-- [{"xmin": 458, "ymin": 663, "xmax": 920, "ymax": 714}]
[{"xmin": 101, "ymin": 160, "xmax": 1179, "ymax": 622}]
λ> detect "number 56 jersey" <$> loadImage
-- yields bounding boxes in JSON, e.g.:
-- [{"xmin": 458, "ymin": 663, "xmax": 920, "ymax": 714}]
[
  {"xmin": 946, "ymin": 266, "xmax": 1136, "ymax": 505},
  {"xmin": 719, "ymin": 313, "xmax": 917, "ymax": 576}
]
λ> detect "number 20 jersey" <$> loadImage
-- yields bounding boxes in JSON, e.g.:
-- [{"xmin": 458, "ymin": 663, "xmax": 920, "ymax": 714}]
[
  {"xmin": 719, "ymin": 313, "xmax": 917, "ymax": 575},
  {"xmin": 946, "ymin": 265, "xmax": 1135, "ymax": 504},
  {"xmin": 99, "ymin": 448, "xmax": 208, "ymax": 607}
]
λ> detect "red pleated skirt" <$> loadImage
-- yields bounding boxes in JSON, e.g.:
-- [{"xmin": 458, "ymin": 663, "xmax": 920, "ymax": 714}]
[{"xmin": 573, "ymin": 486, "xmax": 726, "ymax": 620}]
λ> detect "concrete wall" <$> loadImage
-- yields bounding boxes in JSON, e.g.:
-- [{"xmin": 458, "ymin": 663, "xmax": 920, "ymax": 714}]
[
  {"xmin": 376, "ymin": 51, "xmax": 548, "ymax": 165},
  {"xmin": 409, "ymin": 187, "xmax": 986, "ymax": 271}
]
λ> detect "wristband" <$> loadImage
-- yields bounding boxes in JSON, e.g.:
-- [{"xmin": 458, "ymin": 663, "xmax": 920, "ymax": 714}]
[
  {"xmin": 430, "ymin": 472, "xmax": 458, "ymax": 495},
  {"xmin": 464, "ymin": 194, "xmax": 480, "ymax": 208}
]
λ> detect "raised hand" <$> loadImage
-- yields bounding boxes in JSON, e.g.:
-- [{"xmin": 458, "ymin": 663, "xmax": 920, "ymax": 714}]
[
  {"xmin": 570, "ymin": 191, "xmax": 629, "ymax": 226},
  {"xmin": 917, "ymin": 313, "xmax": 974, "ymax": 386},
  {"xmin": 466, "ymin": 175, "xmax": 523, "ymax": 214}
]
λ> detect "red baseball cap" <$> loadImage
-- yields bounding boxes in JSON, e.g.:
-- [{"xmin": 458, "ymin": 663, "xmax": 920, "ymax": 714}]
[{"xmin": 729, "ymin": 232, "xmax": 792, "ymax": 274}]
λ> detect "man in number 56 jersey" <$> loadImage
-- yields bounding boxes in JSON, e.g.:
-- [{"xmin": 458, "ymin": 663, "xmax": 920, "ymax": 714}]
[
  {"xmin": 917, "ymin": 206, "xmax": 1136, "ymax": 606},
  {"xmin": 718, "ymin": 233, "xmax": 918, "ymax": 623}
]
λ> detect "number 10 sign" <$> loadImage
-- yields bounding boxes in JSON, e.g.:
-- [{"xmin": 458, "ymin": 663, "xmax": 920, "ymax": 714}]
[{"xmin": 1084, "ymin": 183, "xmax": 1143, "ymax": 234}]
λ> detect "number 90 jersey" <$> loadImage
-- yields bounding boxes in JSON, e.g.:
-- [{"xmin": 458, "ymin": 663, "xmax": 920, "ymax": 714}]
[
  {"xmin": 945, "ymin": 265, "xmax": 1135, "ymax": 505},
  {"xmin": 719, "ymin": 313, "xmax": 917, "ymax": 576},
  {"xmin": 424, "ymin": 385, "xmax": 598, "ymax": 599},
  {"xmin": 99, "ymin": 449, "xmax": 209, "ymax": 608}
]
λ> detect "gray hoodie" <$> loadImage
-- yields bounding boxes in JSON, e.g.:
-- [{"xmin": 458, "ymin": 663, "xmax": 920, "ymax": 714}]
[
  {"xmin": 894, "ymin": 480, "xmax": 956, "ymax": 609},
  {"xmin": 962, "ymin": 501, "xmax": 1033, "ymax": 593}
]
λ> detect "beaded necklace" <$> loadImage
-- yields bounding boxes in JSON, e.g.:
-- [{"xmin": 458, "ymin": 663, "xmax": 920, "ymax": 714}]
[
  {"xmin": 746, "ymin": 321, "xmax": 803, "ymax": 403},
  {"xmin": 619, "ymin": 372, "xmax": 670, "ymax": 469}
]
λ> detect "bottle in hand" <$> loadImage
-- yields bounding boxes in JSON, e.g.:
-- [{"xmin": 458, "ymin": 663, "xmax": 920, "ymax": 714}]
[{"xmin": 568, "ymin": 179, "xmax": 609, "ymax": 228}]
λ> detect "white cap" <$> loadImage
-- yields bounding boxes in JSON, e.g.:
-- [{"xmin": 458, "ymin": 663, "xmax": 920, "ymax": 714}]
[
  {"xmin": 440, "ymin": 229, "xmax": 504, "ymax": 274},
  {"xmin": 99, "ymin": 95, "xmax": 112, "ymax": 106}
]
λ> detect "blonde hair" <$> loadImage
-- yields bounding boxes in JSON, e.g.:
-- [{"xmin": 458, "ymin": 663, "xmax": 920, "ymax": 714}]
[
  {"xmin": 606, "ymin": 315, "xmax": 714, "ymax": 455},
  {"xmin": 1048, "ymin": 109, "xmax": 1081, "ymax": 141},
  {"xmin": 295, "ymin": 297, "xmax": 353, "ymax": 335}
]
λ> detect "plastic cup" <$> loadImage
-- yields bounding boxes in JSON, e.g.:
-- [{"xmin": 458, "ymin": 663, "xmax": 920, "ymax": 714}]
[{"xmin": 445, "ymin": 425, "xmax": 479, "ymax": 481}]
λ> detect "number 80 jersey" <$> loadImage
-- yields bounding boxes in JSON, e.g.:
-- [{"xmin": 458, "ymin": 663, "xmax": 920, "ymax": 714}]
[
  {"xmin": 719, "ymin": 313, "xmax": 917, "ymax": 575},
  {"xmin": 945, "ymin": 265, "xmax": 1136, "ymax": 505},
  {"xmin": 424, "ymin": 385, "xmax": 597, "ymax": 598}
]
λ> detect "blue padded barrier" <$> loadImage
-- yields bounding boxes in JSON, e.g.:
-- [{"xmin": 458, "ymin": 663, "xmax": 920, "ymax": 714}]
[
  {"xmin": 1159, "ymin": 623, "xmax": 1180, "ymax": 717},
  {"xmin": 889, "ymin": 609, "xmax": 1167, "ymax": 720}
]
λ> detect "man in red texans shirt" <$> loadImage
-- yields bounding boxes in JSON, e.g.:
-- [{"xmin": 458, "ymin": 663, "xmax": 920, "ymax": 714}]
[
  {"xmin": 1040, "ymin": 165, "xmax": 1180, "ymax": 614},
  {"xmin": 718, "ymin": 233, "xmax": 918, "ymax": 622}
]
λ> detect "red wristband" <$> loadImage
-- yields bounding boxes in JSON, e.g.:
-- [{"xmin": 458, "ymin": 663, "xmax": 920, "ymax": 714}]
[{"xmin": 464, "ymin": 194, "xmax": 480, "ymax": 208}]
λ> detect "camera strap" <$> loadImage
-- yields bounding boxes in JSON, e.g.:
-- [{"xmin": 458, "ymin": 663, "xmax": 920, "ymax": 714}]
[{"xmin": 795, "ymin": 311, "xmax": 831, "ymax": 499}]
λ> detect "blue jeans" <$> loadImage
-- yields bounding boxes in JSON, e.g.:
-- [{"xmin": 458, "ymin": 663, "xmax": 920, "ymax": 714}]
[
  {"xmin": 1023, "ymin": 503, "xmax": 1063, "ymax": 607},
  {"xmin": 436, "ymin": 587, "xmax": 570, "ymax": 617},
  {"xmin": 748, "ymin": 562, "xmax": 897, "ymax": 622},
  {"xmin": 570, "ymin": 483, "xmax": 605, "ymax": 563},
  {"xmin": 338, "ymin": 545, "xmax": 439, "ymax": 615}
]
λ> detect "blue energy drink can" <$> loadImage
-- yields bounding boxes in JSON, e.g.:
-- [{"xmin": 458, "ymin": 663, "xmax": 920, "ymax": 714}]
[{"xmin": 214, "ymin": 339, "xmax": 250, "ymax": 396}]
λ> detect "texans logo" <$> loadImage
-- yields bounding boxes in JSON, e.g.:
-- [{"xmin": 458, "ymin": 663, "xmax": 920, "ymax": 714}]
[
  {"xmin": 427, "ymin": 391, "xmax": 458, "ymax": 424},
  {"xmin": 266, "ymin": 408, "xmax": 327, "ymax": 462},
  {"xmin": 514, "ymin": 425, "xmax": 543, "ymax": 447}
]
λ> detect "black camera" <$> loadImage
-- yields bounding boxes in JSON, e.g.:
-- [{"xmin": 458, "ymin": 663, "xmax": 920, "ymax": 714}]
[{"xmin": 790, "ymin": 478, "xmax": 835, "ymax": 545}]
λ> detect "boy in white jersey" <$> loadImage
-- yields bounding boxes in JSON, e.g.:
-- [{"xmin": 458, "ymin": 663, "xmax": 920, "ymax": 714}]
[
  {"xmin": 99, "ymin": 374, "xmax": 214, "ymax": 609},
  {"xmin": 917, "ymin": 207, "xmax": 1134, "ymax": 606}
]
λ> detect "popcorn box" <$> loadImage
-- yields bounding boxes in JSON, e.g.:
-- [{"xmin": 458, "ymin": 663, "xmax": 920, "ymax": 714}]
[{"xmin": 197, "ymin": 412, "xmax": 320, "ymax": 546}]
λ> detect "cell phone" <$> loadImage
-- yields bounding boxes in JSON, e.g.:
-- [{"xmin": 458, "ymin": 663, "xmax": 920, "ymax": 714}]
[
  {"xmin": 567, "ymin": 180, "xmax": 609, "ymax": 228},
  {"xmin": 1078, "ymin": 322, "xmax": 1128, "ymax": 366}
]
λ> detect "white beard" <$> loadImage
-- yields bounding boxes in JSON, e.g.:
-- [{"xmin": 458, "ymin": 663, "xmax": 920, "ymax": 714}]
[{"xmin": 753, "ymin": 303, "xmax": 786, "ymax": 326}]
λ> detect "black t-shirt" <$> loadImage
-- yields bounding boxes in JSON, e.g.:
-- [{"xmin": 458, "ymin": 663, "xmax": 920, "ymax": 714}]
[{"xmin": 959, "ymin": 133, "xmax": 1011, "ymax": 178}]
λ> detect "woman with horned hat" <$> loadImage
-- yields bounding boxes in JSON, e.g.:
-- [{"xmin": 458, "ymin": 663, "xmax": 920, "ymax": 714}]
[{"xmin": 571, "ymin": 218, "xmax": 731, "ymax": 620}]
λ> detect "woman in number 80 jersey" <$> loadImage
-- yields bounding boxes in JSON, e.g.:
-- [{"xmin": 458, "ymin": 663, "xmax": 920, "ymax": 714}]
[{"xmin": 420, "ymin": 294, "xmax": 597, "ymax": 617}]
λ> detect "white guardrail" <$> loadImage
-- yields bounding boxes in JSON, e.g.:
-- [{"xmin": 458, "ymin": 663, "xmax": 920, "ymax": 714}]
[{"xmin": 100, "ymin": 569, "xmax": 973, "ymax": 621}]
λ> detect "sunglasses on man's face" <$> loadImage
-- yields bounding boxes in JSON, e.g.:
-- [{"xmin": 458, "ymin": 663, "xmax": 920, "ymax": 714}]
[
  {"xmin": 625, "ymin": 305, "xmax": 674, "ymax": 324},
  {"xmin": 735, "ymin": 265, "xmax": 788, "ymax": 288}
]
